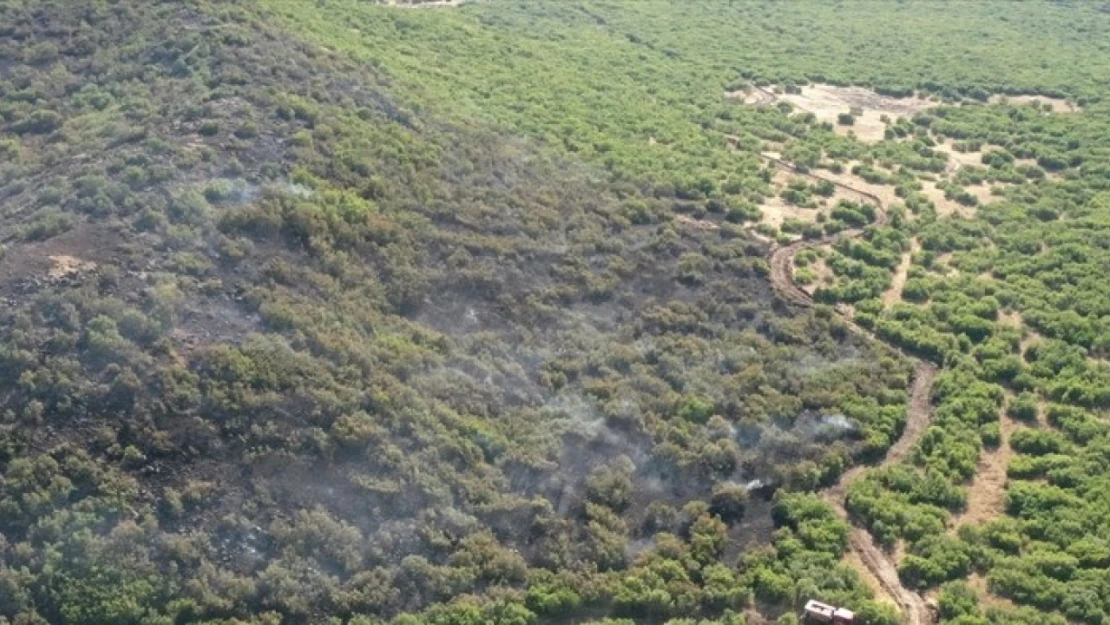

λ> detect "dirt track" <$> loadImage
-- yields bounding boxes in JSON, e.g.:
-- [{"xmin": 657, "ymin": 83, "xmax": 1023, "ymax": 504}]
[
  {"xmin": 751, "ymin": 104, "xmax": 936, "ymax": 624},
  {"xmin": 767, "ymin": 190, "xmax": 935, "ymax": 624},
  {"xmin": 820, "ymin": 364, "xmax": 935, "ymax": 625}
]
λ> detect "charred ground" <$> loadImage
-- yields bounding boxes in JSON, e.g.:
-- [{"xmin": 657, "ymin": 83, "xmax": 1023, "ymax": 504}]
[{"xmin": 0, "ymin": 2, "xmax": 910, "ymax": 625}]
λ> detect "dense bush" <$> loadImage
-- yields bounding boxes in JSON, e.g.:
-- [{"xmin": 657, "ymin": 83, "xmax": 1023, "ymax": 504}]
[{"xmin": 2, "ymin": 0, "xmax": 1109, "ymax": 623}]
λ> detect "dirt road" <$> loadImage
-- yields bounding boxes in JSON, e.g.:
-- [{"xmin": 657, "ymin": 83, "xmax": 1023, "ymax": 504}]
[
  {"xmin": 768, "ymin": 200, "xmax": 935, "ymax": 624},
  {"xmin": 821, "ymin": 364, "xmax": 935, "ymax": 625},
  {"xmin": 752, "ymin": 118, "xmax": 936, "ymax": 624}
]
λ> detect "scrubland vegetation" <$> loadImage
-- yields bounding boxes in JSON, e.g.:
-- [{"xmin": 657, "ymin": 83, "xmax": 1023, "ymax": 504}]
[{"xmin": 2, "ymin": 1, "xmax": 1110, "ymax": 625}]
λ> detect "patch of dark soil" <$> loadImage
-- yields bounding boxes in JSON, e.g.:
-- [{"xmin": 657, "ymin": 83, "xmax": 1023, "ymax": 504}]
[
  {"xmin": 0, "ymin": 221, "xmax": 124, "ymax": 296},
  {"xmin": 174, "ymin": 295, "xmax": 262, "ymax": 350}
]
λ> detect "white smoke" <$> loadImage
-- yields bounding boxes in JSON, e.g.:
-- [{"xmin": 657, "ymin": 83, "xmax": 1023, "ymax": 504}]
[{"xmin": 819, "ymin": 414, "xmax": 855, "ymax": 432}]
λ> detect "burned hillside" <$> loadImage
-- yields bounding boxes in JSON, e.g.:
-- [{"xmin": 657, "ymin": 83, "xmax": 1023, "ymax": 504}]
[{"xmin": 0, "ymin": 1, "xmax": 912, "ymax": 624}]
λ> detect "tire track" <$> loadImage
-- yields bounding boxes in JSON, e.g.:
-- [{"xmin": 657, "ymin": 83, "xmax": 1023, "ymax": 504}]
[{"xmin": 744, "ymin": 93, "xmax": 936, "ymax": 624}]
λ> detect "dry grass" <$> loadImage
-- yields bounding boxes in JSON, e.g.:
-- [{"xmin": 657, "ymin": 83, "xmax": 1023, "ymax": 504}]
[
  {"xmin": 674, "ymin": 214, "xmax": 719, "ymax": 231},
  {"xmin": 921, "ymin": 180, "xmax": 975, "ymax": 218},
  {"xmin": 725, "ymin": 88, "xmax": 773, "ymax": 106},
  {"xmin": 952, "ymin": 409, "xmax": 1016, "ymax": 530},
  {"xmin": 988, "ymin": 94, "xmax": 1077, "ymax": 113},
  {"xmin": 935, "ymin": 140, "xmax": 992, "ymax": 173},
  {"xmin": 47, "ymin": 255, "xmax": 97, "ymax": 280},
  {"xmin": 800, "ymin": 247, "xmax": 834, "ymax": 296},
  {"xmin": 818, "ymin": 161, "xmax": 901, "ymax": 208},
  {"xmin": 883, "ymin": 238, "xmax": 920, "ymax": 307},
  {"xmin": 780, "ymin": 85, "xmax": 936, "ymax": 142},
  {"xmin": 967, "ymin": 573, "xmax": 1020, "ymax": 612}
]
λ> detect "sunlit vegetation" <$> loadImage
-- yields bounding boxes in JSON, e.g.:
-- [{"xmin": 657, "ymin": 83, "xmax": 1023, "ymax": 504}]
[
  {"xmin": 0, "ymin": 1, "xmax": 913, "ymax": 624},
  {"xmin": 807, "ymin": 38, "xmax": 1110, "ymax": 625},
  {"xmin": 2, "ymin": 0, "xmax": 1110, "ymax": 624}
]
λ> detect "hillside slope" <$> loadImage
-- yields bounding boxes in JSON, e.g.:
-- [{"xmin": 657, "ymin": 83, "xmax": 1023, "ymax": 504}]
[
  {"xmin": 0, "ymin": 2, "xmax": 910, "ymax": 624},
  {"xmin": 7, "ymin": 2, "xmax": 1110, "ymax": 625}
]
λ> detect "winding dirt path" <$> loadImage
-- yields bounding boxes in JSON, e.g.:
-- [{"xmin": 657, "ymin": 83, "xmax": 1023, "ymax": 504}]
[
  {"xmin": 883, "ymin": 239, "xmax": 920, "ymax": 308},
  {"xmin": 749, "ymin": 108, "xmax": 936, "ymax": 624},
  {"xmin": 816, "ymin": 363, "xmax": 935, "ymax": 625},
  {"xmin": 765, "ymin": 188, "xmax": 935, "ymax": 623}
]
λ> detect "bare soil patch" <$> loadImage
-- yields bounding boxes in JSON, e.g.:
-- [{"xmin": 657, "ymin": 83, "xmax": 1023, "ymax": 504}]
[
  {"xmin": 674, "ymin": 214, "xmax": 719, "ymax": 231},
  {"xmin": 953, "ymin": 409, "xmax": 1015, "ymax": 530},
  {"xmin": 892, "ymin": 539, "xmax": 907, "ymax": 566},
  {"xmin": 932, "ymin": 143, "xmax": 1014, "ymax": 210},
  {"xmin": 844, "ymin": 548, "xmax": 898, "ymax": 607},
  {"xmin": 1020, "ymin": 333, "xmax": 1043, "ymax": 358},
  {"xmin": 760, "ymin": 198, "xmax": 819, "ymax": 230},
  {"xmin": 998, "ymin": 310, "xmax": 1047, "ymax": 357},
  {"xmin": 0, "ymin": 223, "xmax": 123, "ymax": 295},
  {"xmin": 934, "ymin": 140, "xmax": 993, "ymax": 173},
  {"xmin": 818, "ymin": 161, "xmax": 900, "ymax": 208},
  {"xmin": 47, "ymin": 255, "xmax": 97, "ymax": 280},
  {"xmin": 800, "ymin": 253, "xmax": 834, "ymax": 296},
  {"xmin": 989, "ymin": 94, "xmax": 1076, "ymax": 113},
  {"xmin": 998, "ymin": 310, "xmax": 1022, "ymax": 326},
  {"xmin": 780, "ymin": 85, "xmax": 936, "ymax": 143},
  {"xmin": 763, "ymin": 158, "xmax": 892, "ymax": 235},
  {"xmin": 725, "ymin": 88, "xmax": 774, "ymax": 106},
  {"xmin": 761, "ymin": 170, "xmax": 816, "ymax": 227},
  {"xmin": 882, "ymin": 239, "xmax": 920, "ymax": 307},
  {"xmin": 966, "ymin": 183, "xmax": 1005, "ymax": 206},
  {"xmin": 1008, "ymin": 314, "xmax": 1045, "ymax": 356},
  {"xmin": 928, "ymin": 252, "xmax": 959, "ymax": 277},
  {"xmin": 922, "ymin": 181, "xmax": 975, "ymax": 218},
  {"xmin": 967, "ymin": 573, "xmax": 1020, "ymax": 611}
]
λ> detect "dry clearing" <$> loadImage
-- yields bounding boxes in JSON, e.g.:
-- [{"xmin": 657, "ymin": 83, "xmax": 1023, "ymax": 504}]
[
  {"xmin": 935, "ymin": 140, "xmax": 994, "ymax": 173},
  {"xmin": 921, "ymin": 181, "xmax": 976, "ymax": 218},
  {"xmin": 988, "ymin": 94, "xmax": 1076, "ymax": 113},
  {"xmin": 779, "ymin": 85, "xmax": 937, "ymax": 142},
  {"xmin": 817, "ymin": 161, "xmax": 900, "ymax": 207},
  {"xmin": 757, "ymin": 157, "xmax": 891, "ymax": 237},
  {"xmin": 882, "ymin": 239, "xmax": 920, "ymax": 307},
  {"xmin": 800, "ymin": 249, "xmax": 834, "ymax": 296},
  {"xmin": 725, "ymin": 88, "xmax": 774, "ymax": 106},
  {"xmin": 965, "ymin": 573, "xmax": 1021, "ymax": 612},
  {"xmin": 952, "ymin": 409, "xmax": 1017, "ymax": 530},
  {"xmin": 48, "ymin": 255, "xmax": 97, "ymax": 280}
]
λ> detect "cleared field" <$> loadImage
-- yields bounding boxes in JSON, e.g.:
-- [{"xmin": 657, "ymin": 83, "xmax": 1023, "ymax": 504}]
[
  {"xmin": 882, "ymin": 239, "xmax": 921, "ymax": 307},
  {"xmin": 988, "ymin": 93, "xmax": 1076, "ymax": 112},
  {"xmin": 779, "ymin": 84, "xmax": 937, "ymax": 142}
]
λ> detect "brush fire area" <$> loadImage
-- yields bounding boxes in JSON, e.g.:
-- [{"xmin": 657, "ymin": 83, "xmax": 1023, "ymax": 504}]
[{"xmin": 0, "ymin": 1, "xmax": 1108, "ymax": 625}]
